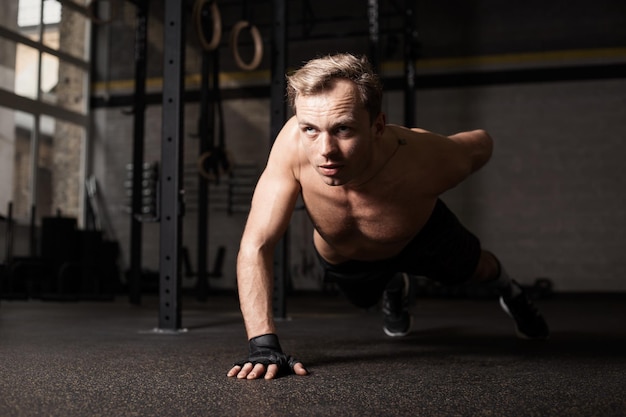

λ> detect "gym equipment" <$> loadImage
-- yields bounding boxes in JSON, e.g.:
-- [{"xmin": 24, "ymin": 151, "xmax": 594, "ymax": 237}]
[
  {"xmin": 195, "ymin": 49, "xmax": 231, "ymax": 185},
  {"xmin": 194, "ymin": 13, "xmax": 227, "ymax": 301},
  {"xmin": 230, "ymin": 20, "xmax": 263, "ymax": 71},
  {"xmin": 194, "ymin": 40, "xmax": 213, "ymax": 302},
  {"xmin": 152, "ymin": 1, "xmax": 413, "ymax": 324},
  {"xmin": 124, "ymin": 163, "xmax": 159, "ymax": 220},
  {"xmin": 367, "ymin": 0, "xmax": 380, "ymax": 72},
  {"xmin": 233, "ymin": 333, "xmax": 300, "ymax": 375},
  {"xmin": 3, "ymin": 202, "xmax": 13, "ymax": 266},
  {"xmin": 2, "ymin": 212, "xmax": 120, "ymax": 301},
  {"xmin": 158, "ymin": 0, "xmax": 186, "ymax": 332},
  {"xmin": 86, "ymin": 0, "xmax": 118, "ymax": 25},
  {"xmin": 127, "ymin": 0, "xmax": 150, "ymax": 305},
  {"xmin": 1, "ymin": 204, "xmax": 47, "ymax": 300},
  {"xmin": 403, "ymin": 0, "xmax": 420, "ymax": 127},
  {"xmin": 182, "ymin": 245, "xmax": 226, "ymax": 280},
  {"xmin": 193, "ymin": 0, "xmax": 222, "ymax": 51},
  {"xmin": 0, "ymin": 203, "xmax": 14, "ymax": 301},
  {"xmin": 53, "ymin": 224, "xmax": 119, "ymax": 300},
  {"xmin": 270, "ymin": 0, "xmax": 288, "ymax": 319}
]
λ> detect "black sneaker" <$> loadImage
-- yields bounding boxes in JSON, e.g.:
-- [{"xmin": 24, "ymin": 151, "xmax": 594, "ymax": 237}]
[
  {"xmin": 382, "ymin": 273, "xmax": 412, "ymax": 337},
  {"xmin": 499, "ymin": 281, "xmax": 549, "ymax": 340}
]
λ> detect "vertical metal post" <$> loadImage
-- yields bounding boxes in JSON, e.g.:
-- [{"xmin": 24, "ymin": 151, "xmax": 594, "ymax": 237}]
[
  {"xmin": 159, "ymin": 0, "xmax": 185, "ymax": 331},
  {"xmin": 271, "ymin": 0, "xmax": 288, "ymax": 319},
  {"xmin": 195, "ymin": 48, "xmax": 213, "ymax": 302},
  {"xmin": 367, "ymin": 0, "xmax": 380, "ymax": 73},
  {"xmin": 4, "ymin": 203, "xmax": 13, "ymax": 263},
  {"xmin": 129, "ymin": 0, "xmax": 149, "ymax": 305},
  {"xmin": 403, "ymin": 0, "xmax": 419, "ymax": 127},
  {"xmin": 29, "ymin": 206, "xmax": 36, "ymax": 257}
]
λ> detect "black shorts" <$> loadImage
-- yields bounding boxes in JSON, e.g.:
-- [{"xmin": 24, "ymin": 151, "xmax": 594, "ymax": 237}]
[{"xmin": 316, "ymin": 199, "xmax": 482, "ymax": 308}]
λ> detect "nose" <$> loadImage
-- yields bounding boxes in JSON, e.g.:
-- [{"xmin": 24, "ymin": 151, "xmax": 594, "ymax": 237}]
[{"xmin": 319, "ymin": 133, "xmax": 337, "ymax": 159}]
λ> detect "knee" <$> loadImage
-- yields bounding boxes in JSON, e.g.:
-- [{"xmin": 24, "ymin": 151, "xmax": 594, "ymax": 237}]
[{"xmin": 469, "ymin": 250, "xmax": 500, "ymax": 283}]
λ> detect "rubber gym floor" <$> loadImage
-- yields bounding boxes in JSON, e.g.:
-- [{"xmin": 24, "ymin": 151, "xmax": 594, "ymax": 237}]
[{"xmin": 1, "ymin": 292, "xmax": 624, "ymax": 417}]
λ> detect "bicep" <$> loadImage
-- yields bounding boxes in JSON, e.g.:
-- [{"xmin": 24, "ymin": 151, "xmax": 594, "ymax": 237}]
[
  {"xmin": 241, "ymin": 120, "xmax": 301, "ymax": 249},
  {"xmin": 243, "ymin": 167, "xmax": 300, "ymax": 248}
]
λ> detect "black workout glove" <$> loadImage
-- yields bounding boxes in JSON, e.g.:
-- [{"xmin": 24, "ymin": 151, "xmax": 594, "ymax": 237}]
[{"xmin": 234, "ymin": 333, "xmax": 301, "ymax": 375}]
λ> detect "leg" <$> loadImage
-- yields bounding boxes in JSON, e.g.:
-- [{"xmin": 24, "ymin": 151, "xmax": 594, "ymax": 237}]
[
  {"xmin": 318, "ymin": 255, "xmax": 396, "ymax": 309},
  {"xmin": 395, "ymin": 199, "xmax": 549, "ymax": 340},
  {"xmin": 325, "ymin": 265, "xmax": 413, "ymax": 337},
  {"xmin": 471, "ymin": 250, "xmax": 549, "ymax": 340},
  {"xmin": 467, "ymin": 250, "xmax": 499, "ymax": 284},
  {"xmin": 467, "ymin": 250, "xmax": 521, "ymax": 298},
  {"xmin": 333, "ymin": 271, "xmax": 393, "ymax": 309},
  {"xmin": 315, "ymin": 248, "xmax": 413, "ymax": 336}
]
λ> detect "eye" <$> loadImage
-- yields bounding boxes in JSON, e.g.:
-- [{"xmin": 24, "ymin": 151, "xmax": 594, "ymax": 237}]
[
  {"xmin": 335, "ymin": 125, "xmax": 352, "ymax": 136},
  {"xmin": 302, "ymin": 126, "xmax": 318, "ymax": 137}
]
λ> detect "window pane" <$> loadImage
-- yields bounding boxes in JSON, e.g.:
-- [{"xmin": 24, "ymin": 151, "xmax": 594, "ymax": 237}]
[
  {"xmin": 17, "ymin": 0, "xmax": 61, "ymax": 40},
  {"xmin": 43, "ymin": 1, "xmax": 88, "ymax": 61},
  {"xmin": 40, "ymin": 52, "xmax": 58, "ymax": 101},
  {"xmin": 2, "ymin": 0, "xmax": 90, "ymax": 226},
  {"xmin": 0, "ymin": 37, "xmax": 18, "ymax": 94},
  {"xmin": 0, "ymin": 37, "xmax": 40, "ymax": 100},
  {"xmin": 15, "ymin": 42, "xmax": 40, "ymax": 99},
  {"xmin": 17, "ymin": 0, "xmax": 41, "ymax": 41},
  {"xmin": 0, "ymin": 106, "xmax": 34, "ymax": 221},
  {"xmin": 41, "ymin": 54, "xmax": 87, "ymax": 114}
]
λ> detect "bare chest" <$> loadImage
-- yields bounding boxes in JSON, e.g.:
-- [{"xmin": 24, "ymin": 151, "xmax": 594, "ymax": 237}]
[{"xmin": 302, "ymin": 178, "xmax": 436, "ymax": 259}]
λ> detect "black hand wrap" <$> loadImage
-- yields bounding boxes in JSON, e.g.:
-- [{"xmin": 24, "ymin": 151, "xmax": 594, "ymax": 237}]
[{"xmin": 234, "ymin": 333, "xmax": 300, "ymax": 374}]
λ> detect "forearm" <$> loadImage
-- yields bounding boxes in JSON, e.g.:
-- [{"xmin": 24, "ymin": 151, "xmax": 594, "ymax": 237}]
[{"xmin": 236, "ymin": 246, "xmax": 277, "ymax": 339}]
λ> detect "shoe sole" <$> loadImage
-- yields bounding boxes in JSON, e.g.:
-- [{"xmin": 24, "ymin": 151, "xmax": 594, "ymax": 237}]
[
  {"xmin": 499, "ymin": 297, "xmax": 549, "ymax": 341},
  {"xmin": 383, "ymin": 315, "xmax": 413, "ymax": 337},
  {"xmin": 383, "ymin": 273, "xmax": 413, "ymax": 337},
  {"xmin": 401, "ymin": 273, "xmax": 410, "ymax": 298}
]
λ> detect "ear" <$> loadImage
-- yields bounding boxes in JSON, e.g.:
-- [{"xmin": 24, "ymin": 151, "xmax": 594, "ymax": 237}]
[{"xmin": 372, "ymin": 112, "xmax": 386, "ymax": 137}]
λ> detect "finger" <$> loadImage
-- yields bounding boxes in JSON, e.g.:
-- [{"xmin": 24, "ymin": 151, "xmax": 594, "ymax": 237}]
[
  {"xmin": 264, "ymin": 364, "xmax": 280, "ymax": 380},
  {"xmin": 237, "ymin": 362, "xmax": 254, "ymax": 379},
  {"xmin": 246, "ymin": 363, "xmax": 267, "ymax": 380},
  {"xmin": 293, "ymin": 362, "xmax": 309, "ymax": 376},
  {"xmin": 227, "ymin": 365, "xmax": 242, "ymax": 377}
]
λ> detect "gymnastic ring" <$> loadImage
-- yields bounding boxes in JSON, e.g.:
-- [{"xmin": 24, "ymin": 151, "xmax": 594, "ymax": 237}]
[
  {"xmin": 197, "ymin": 151, "xmax": 215, "ymax": 181},
  {"xmin": 86, "ymin": 0, "xmax": 117, "ymax": 25},
  {"xmin": 230, "ymin": 20, "xmax": 263, "ymax": 71},
  {"xmin": 193, "ymin": 0, "xmax": 222, "ymax": 51}
]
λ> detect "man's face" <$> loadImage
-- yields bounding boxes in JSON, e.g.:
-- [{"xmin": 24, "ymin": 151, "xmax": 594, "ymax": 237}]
[{"xmin": 295, "ymin": 79, "xmax": 382, "ymax": 187}]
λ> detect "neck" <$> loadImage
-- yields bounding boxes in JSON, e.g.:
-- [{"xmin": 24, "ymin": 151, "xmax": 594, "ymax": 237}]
[{"xmin": 345, "ymin": 135, "xmax": 405, "ymax": 190}]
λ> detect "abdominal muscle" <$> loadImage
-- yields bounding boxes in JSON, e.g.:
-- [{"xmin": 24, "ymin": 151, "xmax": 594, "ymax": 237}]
[{"xmin": 313, "ymin": 230, "xmax": 413, "ymax": 264}]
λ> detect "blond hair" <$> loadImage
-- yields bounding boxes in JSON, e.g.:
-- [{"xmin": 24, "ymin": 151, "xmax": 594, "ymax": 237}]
[{"xmin": 286, "ymin": 53, "xmax": 383, "ymax": 123}]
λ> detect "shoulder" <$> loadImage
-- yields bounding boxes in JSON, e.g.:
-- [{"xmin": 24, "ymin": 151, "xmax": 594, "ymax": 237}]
[
  {"xmin": 385, "ymin": 125, "xmax": 449, "ymax": 155},
  {"xmin": 274, "ymin": 116, "xmax": 300, "ymax": 147},
  {"xmin": 266, "ymin": 116, "xmax": 303, "ymax": 179},
  {"xmin": 385, "ymin": 124, "xmax": 472, "ymax": 194},
  {"xmin": 386, "ymin": 124, "xmax": 441, "ymax": 142}
]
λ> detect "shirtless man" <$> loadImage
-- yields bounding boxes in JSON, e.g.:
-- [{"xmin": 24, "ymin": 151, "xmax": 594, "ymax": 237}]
[{"xmin": 227, "ymin": 53, "xmax": 549, "ymax": 380}]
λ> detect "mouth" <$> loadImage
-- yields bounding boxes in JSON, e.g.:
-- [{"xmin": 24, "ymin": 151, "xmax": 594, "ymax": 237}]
[{"xmin": 318, "ymin": 164, "xmax": 342, "ymax": 176}]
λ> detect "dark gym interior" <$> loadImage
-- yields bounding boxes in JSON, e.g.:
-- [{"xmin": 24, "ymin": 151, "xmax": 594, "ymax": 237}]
[{"xmin": 1, "ymin": 0, "xmax": 625, "ymax": 416}]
